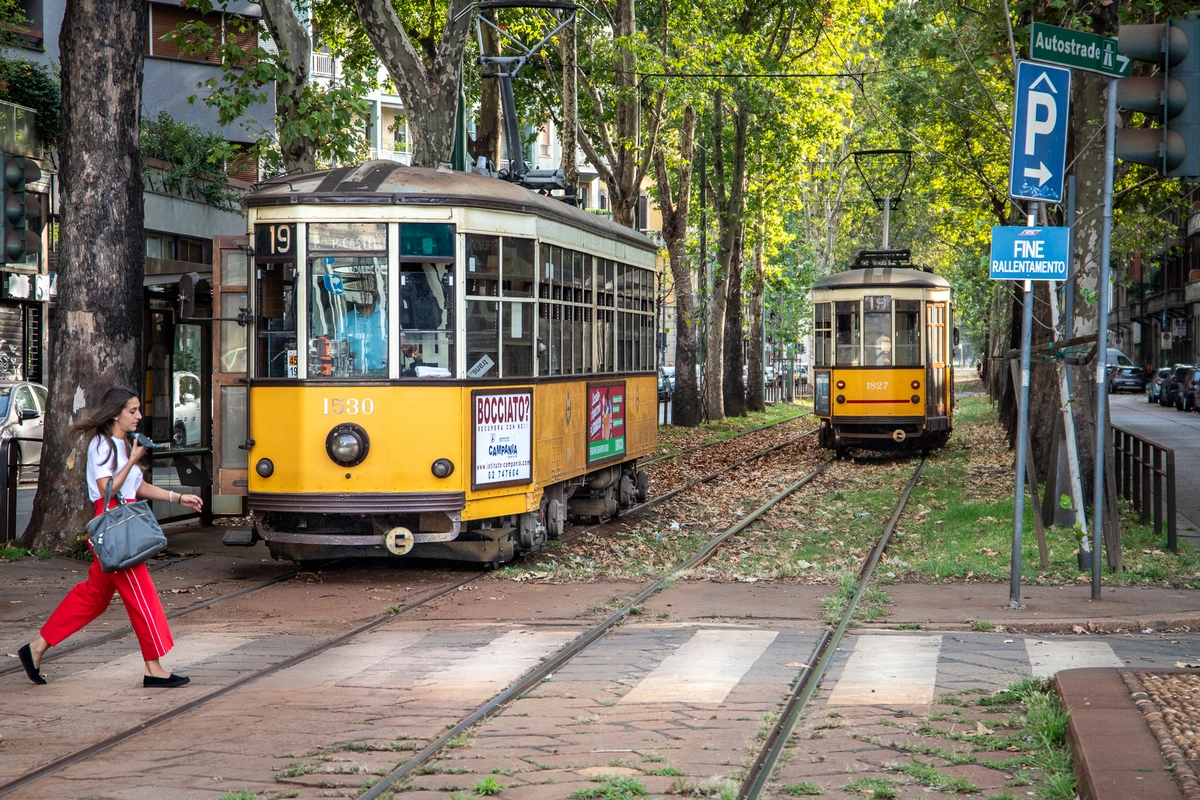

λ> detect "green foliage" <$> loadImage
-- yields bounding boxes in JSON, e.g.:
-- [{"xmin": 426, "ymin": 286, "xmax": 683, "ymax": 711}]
[
  {"xmin": 569, "ymin": 774, "xmax": 647, "ymax": 798},
  {"xmin": 0, "ymin": 57, "xmax": 60, "ymax": 146},
  {"xmin": 140, "ymin": 111, "xmax": 240, "ymax": 209},
  {"xmin": 473, "ymin": 775, "xmax": 505, "ymax": 795},
  {"xmin": 170, "ymin": 0, "xmax": 374, "ymax": 174},
  {"xmin": 843, "ymin": 777, "xmax": 899, "ymax": 798},
  {"xmin": 784, "ymin": 783, "xmax": 824, "ymax": 796},
  {"xmin": 0, "ymin": 544, "xmax": 29, "ymax": 561}
]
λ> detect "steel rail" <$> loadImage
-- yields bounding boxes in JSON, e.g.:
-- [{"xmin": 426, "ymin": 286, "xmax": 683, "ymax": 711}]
[
  {"xmin": 0, "ymin": 569, "xmax": 301, "ymax": 678},
  {"xmin": 640, "ymin": 412, "xmax": 808, "ymax": 467},
  {"xmin": 0, "ymin": 574, "xmax": 478, "ymax": 797},
  {"xmin": 358, "ymin": 458, "xmax": 834, "ymax": 800},
  {"xmin": 737, "ymin": 456, "xmax": 926, "ymax": 800}
]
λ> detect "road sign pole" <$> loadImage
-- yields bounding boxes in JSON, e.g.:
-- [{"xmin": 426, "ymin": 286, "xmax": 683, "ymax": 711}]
[
  {"xmin": 1090, "ymin": 79, "xmax": 1117, "ymax": 601},
  {"xmin": 1010, "ymin": 267, "xmax": 1035, "ymax": 608}
]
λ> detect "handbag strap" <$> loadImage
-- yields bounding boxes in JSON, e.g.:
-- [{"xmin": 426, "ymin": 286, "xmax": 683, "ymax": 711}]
[{"xmin": 100, "ymin": 436, "xmax": 118, "ymax": 510}]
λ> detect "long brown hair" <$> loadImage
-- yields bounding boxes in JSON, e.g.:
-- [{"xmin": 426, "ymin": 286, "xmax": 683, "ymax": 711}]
[{"xmin": 70, "ymin": 387, "xmax": 138, "ymax": 462}]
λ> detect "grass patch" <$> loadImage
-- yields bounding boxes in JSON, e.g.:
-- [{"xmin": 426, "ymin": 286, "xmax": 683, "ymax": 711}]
[
  {"xmin": 570, "ymin": 774, "xmax": 648, "ymax": 799},
  {"xmin": 473, "ymin": 775, "xmax": 506, "ymax": 795},
  {"xmin": 844, "ymin": 777, "xmax": 900, "ymax": 798},
  {"xmin": 0, "ymin": 545, "xmax": 29, "ymax": 561},
  {"xmin": 273, "ymin": 762, "xmax": 315, "ymax": 780},
  {"xmin": 820, "ymin": 572, "xmax": 891, "ymax": 625},
  {"xmin": 888, "ymin": 758, "xmax": 977, "ymax": 793},
  {"xmin": 645, "ymin": 766, "xmax": 684, "ymax": 776},
  {"xmin": 969, "ymin": 619, "xmax": 995, "ymax": 632},
  {"xmin": 784, "ymin": 782, "xmax": 825, "ymax": 795}
]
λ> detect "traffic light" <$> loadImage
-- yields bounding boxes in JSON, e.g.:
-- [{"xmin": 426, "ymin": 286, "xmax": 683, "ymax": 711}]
[
  {"xmin": 2, "ymin": 153, "xmax": 41, "ymax": 263},
  {"xmin": 1115, "ymin": 15, "xmax": 1200, "ymax": 178}
]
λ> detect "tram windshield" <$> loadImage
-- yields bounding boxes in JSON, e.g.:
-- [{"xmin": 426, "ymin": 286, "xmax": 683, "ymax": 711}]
[{"xmin": 307, "ymin": 222, "xmax": 389, "ymax": 379}]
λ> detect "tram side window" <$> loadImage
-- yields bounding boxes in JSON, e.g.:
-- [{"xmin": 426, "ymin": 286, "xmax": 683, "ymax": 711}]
[
  {"xmin": 814, "ymin": 303, "xmax": 831, "ymax": 367},
  {"xmin": 465, "ymin": 234, "xmax": 499, "ymax": 297},
  {"xmin": 466, "ymin": 300, "xmax": 499, "ymax": 378},
  {"xmin": 400, "ymin": 262, "xmax": 453, "ymax": 377},
  {"xmin": 256, "ymin": 262, "xmax": 297, "ymax": 378},
  {"xmin": 835, "ymin": 301, "xmax": 860, "ymax": 366},
  {"xmin": 894, "ymin": 300, "xmax": 922, "ymax": 367},
  {"xmin": 307, "ymin": 222, "xmax": 389, "ymax": 379},
  {"xmin": 863, "ymin": 295, "xmax": 892, "ymax": 366},
  {"xmin": 503, "ymin": 237, "xmax": 535, "ymax": 297}
]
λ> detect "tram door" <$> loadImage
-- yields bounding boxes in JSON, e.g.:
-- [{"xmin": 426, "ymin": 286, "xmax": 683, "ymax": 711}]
[
  {"xmin": 212, "ymin": 235, "xmax": 250, "ymax": 499},
  {"xmin": 926, "ymin": 301, "xmax": 947, "ymax": 417}
]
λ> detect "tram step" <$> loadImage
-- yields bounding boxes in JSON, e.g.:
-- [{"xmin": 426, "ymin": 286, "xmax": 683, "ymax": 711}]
[{"xmin": 222, "ymin": 528, "xmax": 256, "ymax": 547}]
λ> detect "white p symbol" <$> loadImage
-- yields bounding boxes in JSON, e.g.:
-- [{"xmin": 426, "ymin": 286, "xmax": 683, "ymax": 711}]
[{"xmin": 1024, "ymin": 91, "xmax": 1056, "ymax": 155}]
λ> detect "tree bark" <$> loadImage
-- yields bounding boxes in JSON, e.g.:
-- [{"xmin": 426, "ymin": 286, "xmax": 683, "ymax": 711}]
[
  {"xmin": 723, "ymin": 220, "xmax": 746, "ymax": 417},
  {"xmin": 353, "ymin": 0, "xmax": 473, "ymax": 167},
  {"xmin": 21, "ymin": 0, "xmax": 146, "ymax": 550},
  {"xmin": 704, "ymin": 91, "xmax": 749, "ymax": 421},
  {"xmin": 559, "ymin": 11, "xmax": 578, "ymax": 190},
  {"xmin": 258, "ymin": 0, "xmax": 316, "ymax": 172},
  {"xmin": 468, "ymin": 9, "xmax": 501, "ymax": 168},
  {"xmin": 747, "ymin": 216, "xmax": 765, "ymax": 413},
  {"xmin": 652, "ymin": 107, "xmax": 700, "ymax": 426}
]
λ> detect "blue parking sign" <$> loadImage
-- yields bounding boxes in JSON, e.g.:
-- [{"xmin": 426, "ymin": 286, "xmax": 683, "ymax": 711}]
[
  {"xmin": 1010, "ymin": 61, "xmax": 1071, "ymax": 203},
  {"xmin": 990, "ymin": 227, "xmax": 1070, "ymax": 281}
]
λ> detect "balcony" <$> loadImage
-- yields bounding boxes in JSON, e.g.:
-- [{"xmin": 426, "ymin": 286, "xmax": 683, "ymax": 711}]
[
  {"xmin": 312, "ymin": 53, "xmax": 335, "ymax": 78},
  {"xmin": 369, "ymin": 148, "xmax": 411, "ymax": 165}
]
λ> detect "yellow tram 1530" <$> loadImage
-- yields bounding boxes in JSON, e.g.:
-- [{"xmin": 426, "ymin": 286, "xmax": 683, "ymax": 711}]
[
  {"xmin": 220, "ymin": 162, "xmax": 659, "ymax": 566},
  {"xmin": 811, "ymin": 251, "xmax": 954, "ymax": 456}
]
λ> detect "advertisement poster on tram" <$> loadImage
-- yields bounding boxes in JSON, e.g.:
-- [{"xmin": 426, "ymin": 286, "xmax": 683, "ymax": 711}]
[
  {"xmin": 472, "ymin": 389, "xmax": 533, "ymax": 489},
  {"xmin": 587, "ymin": 382, "xmax": 626, "ymax": 464}
]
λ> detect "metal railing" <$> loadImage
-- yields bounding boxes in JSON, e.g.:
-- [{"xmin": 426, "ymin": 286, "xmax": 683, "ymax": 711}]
[
  {"xmin": 1110, "ymin": 424, "xmax": 1177, "ymax": 553},
  {"xmin": 0, "ymin": 436, "xmax": 35, "ymax": 545}
]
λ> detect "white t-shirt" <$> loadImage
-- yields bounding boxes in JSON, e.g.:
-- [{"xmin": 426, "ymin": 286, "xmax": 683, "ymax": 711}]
[{"xmin": 86, "ymin": 436, "xmax": 143, "ymax": 503}]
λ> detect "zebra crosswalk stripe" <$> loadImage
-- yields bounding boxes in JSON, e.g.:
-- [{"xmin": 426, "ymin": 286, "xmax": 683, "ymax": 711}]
[
  {"xmin": 827, "ymin": 634, "xmax": 943, "ymax": 706},
  {"xmin": 1024, "ymin": 638, "xmax": 1123, "ymax": 677},
  {"xmin": 618, "ymin": 629, "xmax": 778, "ymax": 705}
]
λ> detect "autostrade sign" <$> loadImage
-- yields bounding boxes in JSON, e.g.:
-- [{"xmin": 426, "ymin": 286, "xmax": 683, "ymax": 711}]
[{"xmin": 990, "ymin": 226, "xmax": 1070, "ymax": 281}]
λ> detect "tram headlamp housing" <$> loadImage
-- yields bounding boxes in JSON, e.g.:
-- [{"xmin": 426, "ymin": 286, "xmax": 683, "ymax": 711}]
[
  {"xmin": 255, "ymin": 458, "xmax": 274, "ymax": 478},
  {"xmin": 836, "ymin": 394, "xmax": 846, "ymax": 404},
  {"xmin": 911, "ymin": 379, "xmax": 921, "ymax": 390},
  {"xmin": 431, "ymin": 458, "xmax": 455, "ymax": 478},
  {"xmin": 836, "ymin": 379, "xmax": 846, "ymax": 390},
  {"xmin": 326, "ymin": 423, "xmax": 370, "ymax": 467},
  {"xmin": 911, "ymin": 395, "xmax": 921, "ymax": 404}
]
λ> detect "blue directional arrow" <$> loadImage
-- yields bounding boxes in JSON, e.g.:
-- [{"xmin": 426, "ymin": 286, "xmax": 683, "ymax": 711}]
[{"xmin": 1010, "ymin": 61, "xmax": 1071, "ymax": 203}]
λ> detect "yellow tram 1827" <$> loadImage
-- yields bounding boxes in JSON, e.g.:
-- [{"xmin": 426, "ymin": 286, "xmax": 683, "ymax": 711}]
[
  {"xmin": 811, "ymin": 251, "xmax": 954, "ymax": 456},
  {"xmin": 224, "ymin": 162, "xmax": 659, "ymax": 566}
]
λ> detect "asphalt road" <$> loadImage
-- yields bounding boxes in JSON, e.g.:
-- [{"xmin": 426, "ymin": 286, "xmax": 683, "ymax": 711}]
[{"xmin": 1110, "ymin": 390, "xmax": 1200, "ymax": 529}]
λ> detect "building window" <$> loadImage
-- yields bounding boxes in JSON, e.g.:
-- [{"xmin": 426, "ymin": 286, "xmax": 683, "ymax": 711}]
[
  {"xmin": 390, "ymin": 115, "xmax": 408, "ymax": 153},
  {"xmin": 146, "ymin": 2, "xmax": 258, "ymax": 64},
  {"xmin": 539, "ymin": 124, "xmax": 552, "ymax": 158},
  {"xmin": 146, "ymin": 234, "xmax": 175, "ymax": 260}
]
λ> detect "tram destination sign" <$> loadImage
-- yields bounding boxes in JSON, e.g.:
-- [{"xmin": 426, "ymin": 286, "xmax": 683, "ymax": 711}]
[
  {"xmin": 1029, "ymin": 22, "xmax": 1130, "ymax": 78},
  {"xmin": 990, "ymin": 226, "xmax": 1070, "ymax": 281}
]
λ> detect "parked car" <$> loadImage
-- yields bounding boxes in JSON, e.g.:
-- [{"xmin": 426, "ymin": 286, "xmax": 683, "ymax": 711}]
[
  {"xmin": 0, "ymin": 381, "xmax": 47, "ymax": 474},
  {"xmin": 1162, "ymin": 364, "xmax": 1195, "ymax": 407},
  {"xmin": 172, "ymin": 371, "xmax": 201, "ymax": 447},
  {"xmin": 1180, "ymin": 369, "xmax": 1200, "ymax": 411},
  {"xmin": 657, "ymin": 368, "xmax": 673, "ymax": 403},
  {"xmin": 1108, "ymin": 363, "xmax": 1150, "ymax": 393},
  {"xmin": 1148, "ymin": 367, "xmax": 1172, "ymax": 403}
]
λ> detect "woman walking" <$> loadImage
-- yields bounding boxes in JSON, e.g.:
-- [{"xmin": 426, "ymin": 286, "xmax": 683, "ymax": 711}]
[{"xmin": 17, "ymin": 387, "xmax": 203, "ymax": 687}]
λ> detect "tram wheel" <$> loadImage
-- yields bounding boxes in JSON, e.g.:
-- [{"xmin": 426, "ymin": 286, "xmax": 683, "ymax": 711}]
[{"xmin": 834, "ymin": 446, "xmax": 848, "ymax": 460}]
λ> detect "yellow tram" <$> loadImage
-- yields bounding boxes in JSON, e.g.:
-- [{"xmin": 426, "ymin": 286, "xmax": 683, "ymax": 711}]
[
  {"xmin": 811, "ymin": 252, "xmax": 954, "ymax": 455},
  {"xmin": 224, "ymin": 162, "xmax": 659, "ymax": 565}
]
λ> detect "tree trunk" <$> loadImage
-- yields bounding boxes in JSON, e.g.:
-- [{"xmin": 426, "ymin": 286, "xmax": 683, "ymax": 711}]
[
  {"xmin": 705, "ymin": 271, "xmax": 727, "ymax": 421},
  {"xmin": 259, "ymin": 0, "xmax": 316, "ymax": 173},
  {"xmin": 723, "ymin": 220, "xmax": 746, "ymax": 417},
  {"xmin": 469, "ymin": 10, "xmax": 502, "ymax": 168},
  {"xmin": 21, "ymin": 0, "xmax": 146, "ymax": 551},
  {"xmin": 353, "ymin": 0, "xmax": 472, "ymax": 168},
  {"xmin": 747, "ymin": 220, "xmax": 765, "ymax": 412},
  {"xmin": 652, "ymin": 107, "xmax": 699, "ymax": 426},
  {"xmin": 559, "ymin": 12, "xmax": 578, "ymax": 190}
]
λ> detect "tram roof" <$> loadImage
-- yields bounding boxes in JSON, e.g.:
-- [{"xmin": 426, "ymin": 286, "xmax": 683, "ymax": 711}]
[
  {"xmin": 246, "ymin": 161, "xmax": 657, "ymax": 254},
  {"xmin": 812, "ymin": 267, "xmax": 950, "ymax": 291}
]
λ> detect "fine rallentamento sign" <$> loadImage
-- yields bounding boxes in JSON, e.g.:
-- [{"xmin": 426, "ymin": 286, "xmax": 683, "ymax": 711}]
[
  {"xmin": 990, "ymin": 226, "xmax": 1070, "ymax": 281},
  {"xmin": 1029, "ymin": 22, "xmax": 1131, "ymax": 78}
]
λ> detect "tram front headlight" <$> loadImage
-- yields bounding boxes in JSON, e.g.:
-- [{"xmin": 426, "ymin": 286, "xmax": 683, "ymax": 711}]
[
  {"xmin": 255, "ymin": 458, "xmax": 274, "ymax": 478},
  {"xmin": 326, "ymin": 423, "xmax": 370, "ymax": 467},
  {"xmin": 431, "ymin": 458, "xmax": 455, "ymax": 478}
]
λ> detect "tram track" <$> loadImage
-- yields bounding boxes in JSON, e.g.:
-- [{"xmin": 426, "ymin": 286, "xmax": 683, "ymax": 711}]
[
  {"xmin": 737, "ymin": 455, "xmax": 926, "ymax": 800},
  {"xmin": 0, "ymin": 424, "xmax": 825, "ymax": 797},
  {"xmin": 640, "ymin": 411, "xmax": 808, "ymax": 468},
  {"xmin": 356, "ymin": 454, "xmax": 837, "ymax": 800}
]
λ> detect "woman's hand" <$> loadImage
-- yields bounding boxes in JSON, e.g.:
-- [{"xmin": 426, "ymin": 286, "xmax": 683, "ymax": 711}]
[
  {"xmin": 178, "ymin": 493, "xmax": 203, "ymax": 512},
  {"xmin": 128, "ymin": 440, "xmax": 148, "ymax": 464}
]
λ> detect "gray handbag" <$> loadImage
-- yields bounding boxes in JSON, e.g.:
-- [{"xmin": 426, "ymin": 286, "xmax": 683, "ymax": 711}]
[{"xmin": 86, "ymin": 438, "xmax": 168, "ymax": 573}]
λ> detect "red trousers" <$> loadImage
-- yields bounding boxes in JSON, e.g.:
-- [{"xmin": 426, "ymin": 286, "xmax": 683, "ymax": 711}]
[{"xmin": 40, "ymin": 499, "xmax": 174, "ymax": 661}]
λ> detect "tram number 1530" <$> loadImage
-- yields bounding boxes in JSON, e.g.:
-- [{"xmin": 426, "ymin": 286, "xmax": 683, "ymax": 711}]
[{"xmin": 323, "ymin": 398, "xmax": 375, "ymax": 415}]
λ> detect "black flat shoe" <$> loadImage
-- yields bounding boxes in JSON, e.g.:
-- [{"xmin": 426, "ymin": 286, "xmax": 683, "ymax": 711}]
[
  {"xmin": 18, "ymin": 644, "xmax": 46, "ymax": 685},
  {"xmin": 143, "ymin": 673, "xmax": 189, "ymax": 688}
]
